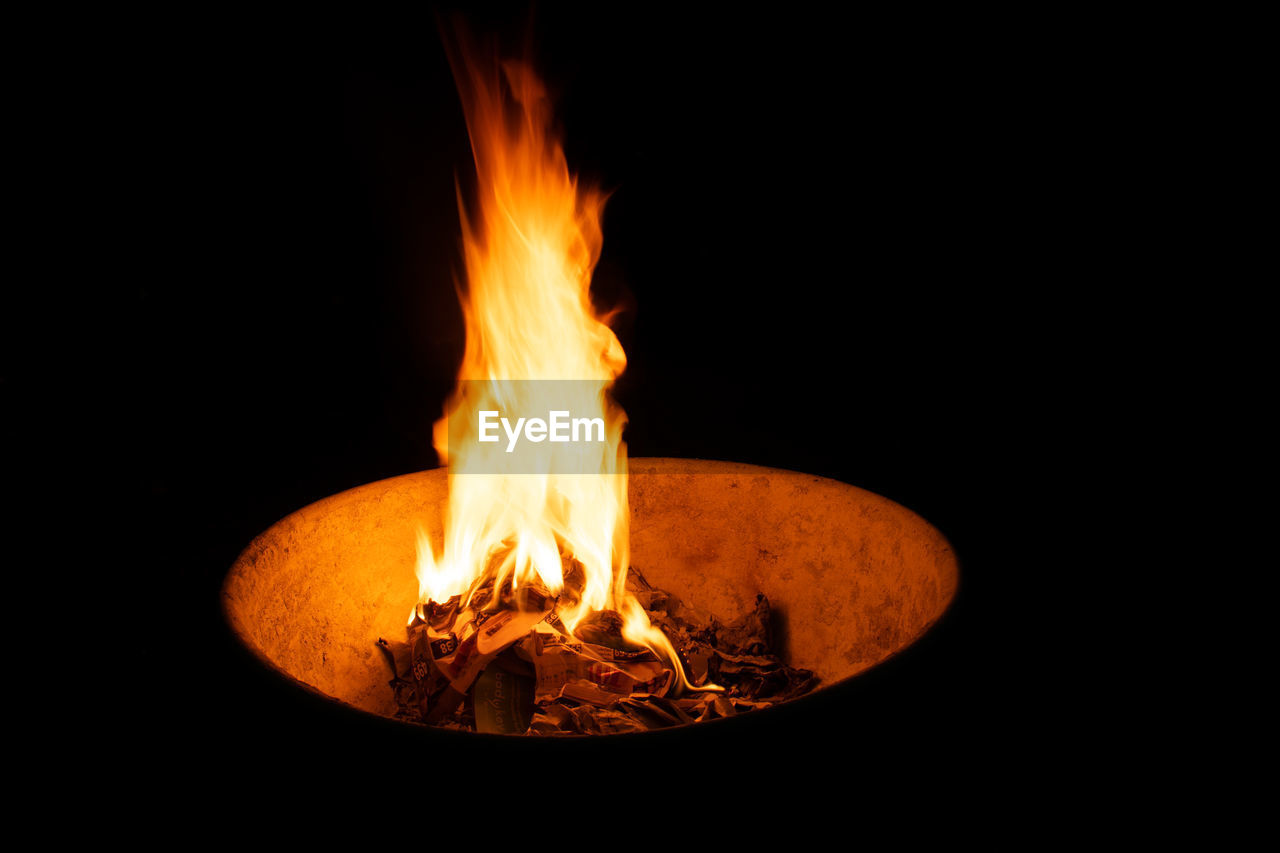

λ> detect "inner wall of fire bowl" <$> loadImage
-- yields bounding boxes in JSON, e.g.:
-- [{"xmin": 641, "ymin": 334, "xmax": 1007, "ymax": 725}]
[{"xmin": 222, "ymin": 459, "xmax": 958, "ymax": 723}]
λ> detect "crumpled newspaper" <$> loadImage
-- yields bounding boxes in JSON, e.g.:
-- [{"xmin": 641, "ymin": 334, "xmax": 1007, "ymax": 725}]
[{"xmin": 379, "ymin": 567, "xmax": 817, "ymax": 734}]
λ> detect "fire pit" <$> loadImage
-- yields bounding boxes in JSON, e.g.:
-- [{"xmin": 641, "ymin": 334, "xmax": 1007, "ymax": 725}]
[
  {"xmin": 222, "ymin": 458, "xmax": 957, "ymax": 732},
  {"xmin": 219, "ymin": 33, "xmax": 958, "ymax": 737}
]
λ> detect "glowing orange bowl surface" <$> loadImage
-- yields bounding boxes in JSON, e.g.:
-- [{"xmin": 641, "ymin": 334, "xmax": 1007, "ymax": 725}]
[{"xmin": 222, "ymin": 458, "xmax": 958, "ymax": 731}]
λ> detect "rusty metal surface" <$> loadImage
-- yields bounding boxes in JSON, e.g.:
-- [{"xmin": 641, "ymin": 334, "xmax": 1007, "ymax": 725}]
[{"xmin": 222, "ymin": 459, "xmax": 958, "ymax": 722}]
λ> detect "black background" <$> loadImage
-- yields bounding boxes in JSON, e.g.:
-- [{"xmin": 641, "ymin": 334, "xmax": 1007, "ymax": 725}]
[{"xmin": 131, "ymin": 3, "xmax": 1065, "ymax": 800}]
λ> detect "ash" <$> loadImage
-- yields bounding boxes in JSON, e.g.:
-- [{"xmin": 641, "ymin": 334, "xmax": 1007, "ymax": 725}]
[{"xmin": 378, "ymin": 568, "xmax": 817, "ymax": 735}]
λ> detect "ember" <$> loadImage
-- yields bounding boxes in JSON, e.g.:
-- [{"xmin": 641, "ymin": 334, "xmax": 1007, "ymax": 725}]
[{"xmin": 379, "ymin": 568, "xmax": 817, "ymax": 734}]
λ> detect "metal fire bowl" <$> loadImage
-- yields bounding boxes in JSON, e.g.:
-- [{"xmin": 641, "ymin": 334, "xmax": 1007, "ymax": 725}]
[{"xmin": 222, "ymin": 458, "xmax": 958, "ymax": 727}]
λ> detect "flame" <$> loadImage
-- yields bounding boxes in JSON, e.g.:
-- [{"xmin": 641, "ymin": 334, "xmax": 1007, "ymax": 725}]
[{"xmin": 414, "ymin": 43, "xmax": 708, "ymax": 694}]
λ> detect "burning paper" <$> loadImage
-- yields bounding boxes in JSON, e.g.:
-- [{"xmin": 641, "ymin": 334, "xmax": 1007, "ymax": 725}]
[
  {"xmin": 382, "ymin": 569, "xmax": 816, "ymax": 735},
  {"xmin": 375, "ymin": 36, "xmax": 821, "ymax": 734},
  {"xmin": 408, "ymin": 33, "xmax": 701, "ymax": 694}
]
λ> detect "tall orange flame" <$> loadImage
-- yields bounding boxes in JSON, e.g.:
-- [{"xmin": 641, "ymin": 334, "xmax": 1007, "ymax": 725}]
[{"xmin": 414, "ymin": 41, "xmax": 704, "ymax": 693}]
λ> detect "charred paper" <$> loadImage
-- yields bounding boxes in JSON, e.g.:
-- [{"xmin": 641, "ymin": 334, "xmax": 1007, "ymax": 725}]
[{"xmin": 380, "ymin": 568, "xmax": 816, "ymax": 735}]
